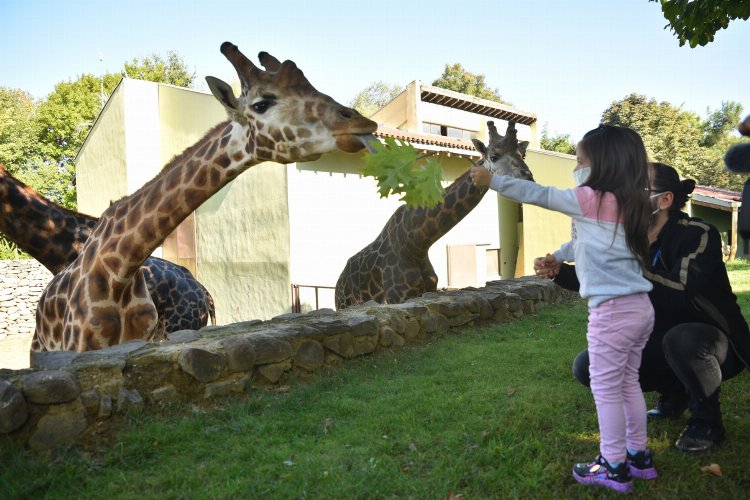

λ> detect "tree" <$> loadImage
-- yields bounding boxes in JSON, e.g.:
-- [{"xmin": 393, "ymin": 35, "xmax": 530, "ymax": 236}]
[
  {"xmin": 10, "ymin": 51, "xmax": 196, "ymax": 211},
  {"xmin": 539, "ymin": 124, "xmax": 576, "ymax": 155},
  {"xmin": 349, "ymin": 81, "xmax": 403, "ymax": 117},
  {"xmin": 0, "ymin": 87, "xmax": 39, "ymax": 175},
  {"xmin": 650, "ymin": 0, "xmax": 750, "ymax": 47},
  {"xmin": 601, "ymin": 93, "xmax": 745, "ymax": 190},
  {"xmin": 432, "ymin": 63, "xmax": 509, "ymax": 104},
  {"xmin": 123, "ymin": 50, "xmax": 196, "ymax": 88}
]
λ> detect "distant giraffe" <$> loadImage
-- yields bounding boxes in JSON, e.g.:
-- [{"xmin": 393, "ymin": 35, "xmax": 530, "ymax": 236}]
[
  {"xmin": 32, "ymin": 42, "xmax": 376, "ymax": 352},
  {"xmin": 335, "ymin": 121, "xmax": 532, "ymax": 309},
  {"xmin": 0, "ymin": 165, "xmax": 215, "ymax": 331}
]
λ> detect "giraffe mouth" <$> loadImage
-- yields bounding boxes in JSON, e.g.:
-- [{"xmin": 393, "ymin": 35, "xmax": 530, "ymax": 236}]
[
  {"xmin": 335, "ymin": 133, "xmax": 378, "ymax": 153},
  {"xmin": 354, "ymin": 134, "xmax": 379, "ymax": 153}
]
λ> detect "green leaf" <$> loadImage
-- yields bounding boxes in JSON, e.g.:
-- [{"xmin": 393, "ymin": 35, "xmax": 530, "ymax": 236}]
[{"xmin": 361, "ymin": 138, "xmax": 446, "ymax": 208}]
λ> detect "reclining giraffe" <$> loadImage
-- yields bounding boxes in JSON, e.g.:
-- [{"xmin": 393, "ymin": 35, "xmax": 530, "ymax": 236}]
[
  {"xmin": 0, "ymin": 164, "xmax": 215, "ymax": 331},
  {"xmin": 32, "ymin": 42, "xmax": 377, "ymax": 352},
  {"xmin": 334, "ymin": 121, "xmax": 532, "ymax": 309}
]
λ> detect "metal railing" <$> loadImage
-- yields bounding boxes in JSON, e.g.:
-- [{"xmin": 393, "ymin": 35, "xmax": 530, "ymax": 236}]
[{"xmin": 291, "ymin": 284, "xmax": 336, "ymax": 313}]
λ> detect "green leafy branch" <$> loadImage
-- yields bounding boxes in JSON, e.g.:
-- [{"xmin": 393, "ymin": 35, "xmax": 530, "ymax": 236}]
[{"xmin": 361, "ymin": 137, "xmax": 446, "ymax": 208}]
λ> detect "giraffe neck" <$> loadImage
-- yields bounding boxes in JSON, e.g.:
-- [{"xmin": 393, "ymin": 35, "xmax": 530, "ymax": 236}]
[
  {"xmin": 0, "ymin": 166, "xmax": 97, "ymax": 274},
  {"xmin": 90, "ymin": 120, "xmax": 258, "ymax": 281},
  {"xmin": 398, "ymin": 168, "xmax": 488, "ymax": 255}
]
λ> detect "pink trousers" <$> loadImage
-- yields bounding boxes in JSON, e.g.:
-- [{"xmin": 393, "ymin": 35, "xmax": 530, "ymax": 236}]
[{"xmin": 587, "ymin": 292, "xmax": 655, "ymax": 464}]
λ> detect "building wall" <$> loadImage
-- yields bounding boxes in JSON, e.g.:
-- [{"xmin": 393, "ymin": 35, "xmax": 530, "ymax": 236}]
[
  {"xmin": 76, "ymin": 80, "xmax": 128, "ymax": 217},
  {"xmin": 516, "ymin": 149, "xmax": 577, "ymax": 276}
]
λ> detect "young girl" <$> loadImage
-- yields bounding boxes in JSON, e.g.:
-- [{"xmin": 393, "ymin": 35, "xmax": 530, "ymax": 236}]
[{"xmin": 471, "ymin": 124, "xmax": 655, "ymax": 494}]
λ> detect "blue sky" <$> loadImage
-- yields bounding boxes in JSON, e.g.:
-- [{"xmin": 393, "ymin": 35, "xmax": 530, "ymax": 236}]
[{"xmin": 1, "ymin": 0, "xmax": 748, "ymax": 142}]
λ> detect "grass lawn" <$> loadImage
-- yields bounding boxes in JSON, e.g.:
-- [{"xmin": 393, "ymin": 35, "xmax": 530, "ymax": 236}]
[{"xmin": 3, "ymin": 262, "xmax": 750, "ymax": 498}]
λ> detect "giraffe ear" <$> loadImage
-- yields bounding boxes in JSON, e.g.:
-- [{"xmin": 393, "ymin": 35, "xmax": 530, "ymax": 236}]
[
  {"xmin": 206, "ymin": 76, "xmax": 239, "ymax": 112},
  {"xmin": 472, "ymin": 138, "xmax": 487, "ymax": 156},
  {"xmin": 518, "ymin": 141, "xmax": 529, "ymax": 158}
]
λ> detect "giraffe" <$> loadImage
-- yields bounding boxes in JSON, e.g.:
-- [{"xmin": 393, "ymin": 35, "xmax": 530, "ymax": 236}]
[
  {"xmin": 0, "ymin": 165, "xmax": 215, "ymax": 332},
  {"xmin": 31, "ymin": 42, "xmax": 377, "ymax": 352},
  {"xmin": 334, "ymin": 121, "xmax": 533, "ymax": 309}
]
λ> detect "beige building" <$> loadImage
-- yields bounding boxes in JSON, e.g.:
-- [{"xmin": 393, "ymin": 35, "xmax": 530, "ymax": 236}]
[{"xmin": 76, "ymin": 78, "xmax": 579, "ymax": 324}]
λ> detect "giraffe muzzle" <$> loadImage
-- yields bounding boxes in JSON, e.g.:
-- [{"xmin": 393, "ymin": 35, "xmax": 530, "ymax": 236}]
[{"xmin": 355, "ymin": 134, "xmax": 379, "ymax": 154}]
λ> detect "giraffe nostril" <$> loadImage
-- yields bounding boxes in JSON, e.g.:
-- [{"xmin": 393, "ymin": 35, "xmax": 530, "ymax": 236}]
[{"xmin": 338, "ymin": 109, "xmax": 354, "ymax": 120}]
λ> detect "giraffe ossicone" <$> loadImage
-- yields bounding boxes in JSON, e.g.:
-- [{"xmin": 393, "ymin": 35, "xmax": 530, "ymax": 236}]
[{"xmin": 33, "ymin": 42, "xmax": 377, "ymax": 352}]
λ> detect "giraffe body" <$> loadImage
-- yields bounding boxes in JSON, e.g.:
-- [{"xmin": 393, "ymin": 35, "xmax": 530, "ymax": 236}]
[
  {"xmin": 32, "ymin": 43, "xmax": 376, "ymax": 352},
  {"xmin": 335, "ymin": 121, "xmax": 533, "ymax": 309},
  {"xmin": 0, "ymin": 165, "xmax": 215, "ymax": 333}
]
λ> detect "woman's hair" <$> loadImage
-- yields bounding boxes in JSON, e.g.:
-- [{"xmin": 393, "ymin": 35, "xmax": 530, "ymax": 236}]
[
  {"xmin": 578, "ymin": 124, "xmax": 651, "ymax": 270},
  {"xmin": 649, "ymin": 162, "xmax": 696, "ymax": 213}
]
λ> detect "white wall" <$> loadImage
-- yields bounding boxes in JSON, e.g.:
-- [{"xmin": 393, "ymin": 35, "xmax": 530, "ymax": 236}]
[{"xmin": 286, "ymin": 157, "xmax": 501, "ymax": 311}]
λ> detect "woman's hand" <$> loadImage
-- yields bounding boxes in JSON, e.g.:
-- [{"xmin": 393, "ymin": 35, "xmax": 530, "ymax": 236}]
[
  {"xmin": 470, "ymin": 166, "xmax": 492, "ymax": 188},
  {"xmin": 533, "ymin": 253, "xmax": 560, "ymax": 279}
]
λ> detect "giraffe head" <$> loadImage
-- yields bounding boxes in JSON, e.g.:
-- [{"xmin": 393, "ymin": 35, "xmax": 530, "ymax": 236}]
[
  {"xmin": 472, "ymin": 121, "xmax": 534, "ymax": 181},
  {"xmin": 205, "ymin": 42, "xmax": 377, "ymax": 164}
]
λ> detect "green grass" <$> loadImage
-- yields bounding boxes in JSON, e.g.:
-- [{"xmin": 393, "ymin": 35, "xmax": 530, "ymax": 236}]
[{"xmin": 3, "ymin": 263, "xmax": 750, "ymax": 498}]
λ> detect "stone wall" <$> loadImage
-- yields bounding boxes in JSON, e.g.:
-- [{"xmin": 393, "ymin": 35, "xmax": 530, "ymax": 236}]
[
  {"xmin": 0, "ymin": 260, "xmax": 53, "ymax": 370},
  {"xmin": 0, "ymin": 277, "xmax": 578, "ymax": 450}
]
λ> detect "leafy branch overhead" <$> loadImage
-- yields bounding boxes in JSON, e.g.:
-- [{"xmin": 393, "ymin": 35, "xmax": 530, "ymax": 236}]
[
  {"xmin": 361, "ymin": 138, "xmax": 446, "ymax": 208},
  {"xmin": 650, "ymin": 0, "xmax": 750, "ymax": 47}
]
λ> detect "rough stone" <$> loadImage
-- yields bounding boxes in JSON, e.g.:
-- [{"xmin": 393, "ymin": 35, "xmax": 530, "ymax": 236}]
[
  {"xmin": 256, "ymin": 360, "xmax": 292, "ymax": 384},
  {"xmin": 30, "ymin": 351, "xmax": 77, "ymax": 370},
  {"xmin": 150, "ymin": 385, "xmax": 178, "ymax": 402},
  {"xmin": 98, "ymin": 394, "xmax": 113, "ymax": 418},
  {"xmin": 178, "ymin": 348, "xmax": 226, "ymax": 383},
  {"xmin": 204, "ymin": 374, "xmax": 250, "ymax": 398},
  {"xmin": 346, "ymin": 316, "xmax": 379, "ymax": 337},
  {"xmin": 0, "ymin": 378, "xmax": 28, "ymax": 433},
  {"xmin": 116, "ymin": 387, "xmax": 144, "ymax": 412},
  {"xmin": 246, "ymin": 333, "xmax": 292, "ymax": 365},
  {"xmin": 222, "ymin": 337, "xmax": 256, "ymax": 373},
  {"xmin": 323, "ymin": 333, "xmax": 354, "ymax": 358},
  {"xmin": 293, "ymin": 340, "xmax": 325, "ymax": 371},
  {"xmin": 403, "ymin": 317, "xmax": 421, "ymax": 340},
  {"xmin": 28, "ymin": 398, "xmax": 88, "ymax": 450},
  {"xmin": 21, "ymin": 370, "xmax": 80, "ymax": 404}
]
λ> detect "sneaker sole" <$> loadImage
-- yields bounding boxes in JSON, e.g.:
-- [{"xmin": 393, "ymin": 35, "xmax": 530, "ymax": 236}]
[
  {"xmin": 629, "ymin": 466, "xmax": 658, "ymax": 480},
  {"xmin": 572, "ymin": 470, "xmax": 634, "ymax": 494}
]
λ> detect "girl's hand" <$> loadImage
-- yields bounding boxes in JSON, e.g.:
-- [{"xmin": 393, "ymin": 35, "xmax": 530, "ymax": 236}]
[
  {"xmin": 470, "ymin": 166, "xmax": 492, "ymax": 188},
  {"xmin": 533, "ymin": 253, "xmax": 560, "ymax": 279}
]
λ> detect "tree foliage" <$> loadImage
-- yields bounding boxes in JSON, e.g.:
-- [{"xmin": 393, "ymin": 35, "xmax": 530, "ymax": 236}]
[
  {"xmin": 601, "ymin": 93, "xmax": 745, "ymax": 190},
  {"xmin": 2, "ymin": 51, "xmax": 195, "ymax": 215},
  {"xmin": 0, "ymin": 88, "xmax": 39, "ymax": 176},
  {"xmin": 349, "ymin": 81, "xmax": 403, "ymax": 117},
  {"xmin": 539, "ymin": 125, "xmax": 576, "ymax": 155},
  {"xmin": 650, "ymin": 0, "xmax": 750, "ymax": 47},
  {"xmin": 123, "ymin": 50, "xmax": 196, "ymax": 88},
  {"xmin": 432, "ymin": 63, "xmax": 509, "ymax": 104}
]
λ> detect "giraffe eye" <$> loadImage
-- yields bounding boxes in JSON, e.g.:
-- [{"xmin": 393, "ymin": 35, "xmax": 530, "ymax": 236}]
[
  {"xmin": 490, "ymin": 155, "xmax": 498, "ymax": 162},
  {"xmin": 252, "ymin": 100, "xmax": 272, "ymax": 114}
]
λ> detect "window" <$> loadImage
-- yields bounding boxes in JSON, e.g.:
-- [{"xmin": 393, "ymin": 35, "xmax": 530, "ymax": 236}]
[{"xmin": 422, "ymin": 122, "xmax": 474, "ymax": 140}]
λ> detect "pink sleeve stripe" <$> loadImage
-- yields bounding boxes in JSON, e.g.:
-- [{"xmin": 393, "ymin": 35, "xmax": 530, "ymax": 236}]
[{"xmin": 575, "ymin": 187, "xmax": 621, "ymax": 223}]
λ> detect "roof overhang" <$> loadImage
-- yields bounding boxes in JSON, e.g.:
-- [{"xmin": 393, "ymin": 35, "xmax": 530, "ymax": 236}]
[{"xmin": 420, "ymin": 84, "xmax": 536, "ymax": 125}]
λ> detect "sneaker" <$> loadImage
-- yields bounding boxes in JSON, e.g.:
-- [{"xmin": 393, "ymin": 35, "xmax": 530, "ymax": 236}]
[
  {"xmin": 572, "ymin": 454, "xmax": 634, "ymax": 494},
  {"xmin": 626, "ymin": 449, "xmax": 657, "ymax": 480},
  {"xmin": 675, "ymin": 418, "xmax": 726, "ymax": 453},
  {"xmin": 647, "ymin": 392, "xmax": 689, "ymax": 420}
]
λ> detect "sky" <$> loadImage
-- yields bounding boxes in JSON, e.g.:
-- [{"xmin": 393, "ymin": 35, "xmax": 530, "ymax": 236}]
[{"xmin": 1, "ymin": 0, "xmax": 749, "ymax": 142}]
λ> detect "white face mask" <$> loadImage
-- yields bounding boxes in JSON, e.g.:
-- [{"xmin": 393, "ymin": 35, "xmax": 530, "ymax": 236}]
[
  {"xmin": 573, "ymin": 167, "xmax": 591, "ymax": 187},
  {"xmin": 650, "ymin": 192, "xmax": 664, "ymax": 215}
]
